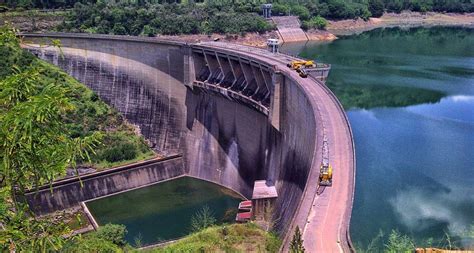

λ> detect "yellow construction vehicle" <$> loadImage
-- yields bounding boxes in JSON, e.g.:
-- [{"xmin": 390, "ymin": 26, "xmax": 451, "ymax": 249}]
[
  {"xmin": 287, "ymin": 60, "xmax": 315, "ymax": 78},
  {"xmin": 319, "ymin": 162, "xmax": 333, "ymax": 186},
  {"xmin": 319, "ymin": 140, "xmax": 332, "ymax": 186},
  {"xmin": 295, "ymin": 68, "xmax": 307, "ymax": 78},
  {"xmin": 287, "ymin": 60, "xmax": 315, "ymax": 69}
]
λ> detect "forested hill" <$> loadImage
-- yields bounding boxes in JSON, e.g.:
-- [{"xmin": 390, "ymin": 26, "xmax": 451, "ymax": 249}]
[{"xmin": 1, "ymin": 0, "xmax": 473, "ymax": 36}]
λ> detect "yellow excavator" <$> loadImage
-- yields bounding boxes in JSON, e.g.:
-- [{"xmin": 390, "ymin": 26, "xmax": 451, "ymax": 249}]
[{"xmin": 287, "ymin": 60, "xmax": 316, "ymax": 78}]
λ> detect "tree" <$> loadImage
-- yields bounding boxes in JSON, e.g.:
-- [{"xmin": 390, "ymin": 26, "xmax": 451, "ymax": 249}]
[
  {"xmin": 190, "ymin": 205, "xmax": 216, "ymax": 232},
  {"xmin": 62, "ymin": 225, "xmax": 125, "ymax": 252},
  {"xmin": 62, "ymin": 236, "xmax": 121, "ymax": 253},
  {"xmin": 0, "ymin": 67, "xmax": 100, "ymax": 206},
  {"xmin": 95, "ymin": 224, "xmax": 128, "ymax": 247},
  {"xmin": 0, "ymin": 25, "xmax": 100, "ymax": 252},
  {"xmin": 290, "ymin": 226, "xmax": 305, "ymax": 253},
  {"xmin": 369, "ymin": 0, "xmax": 385, "ymax": 17},
  {"xmin": 290, "ymin": 5, "xmax": 310, "ymax": 20},
  {"xmin": 384, "ymin": 230, "xmax": 415, "ymax": 253},
  {"xmin": 302, "ymin": 16, "xmax": 328, "ymax": 30},
  {"xmin": 141, "ymin": 24, "xmax": 157, "ymax": 37},
  {"xmin": 0, "ymin": 199, "xmax": 71, "ymax": 252},
  {"xmin": 271, "ymin": 3, "xmax": 290, "ymax": 16}
]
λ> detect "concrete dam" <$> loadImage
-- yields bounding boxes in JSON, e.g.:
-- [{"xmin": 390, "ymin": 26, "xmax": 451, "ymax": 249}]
[{"xmin": 22, "ymin": 34, "xmax": 355, "ymax": 252}]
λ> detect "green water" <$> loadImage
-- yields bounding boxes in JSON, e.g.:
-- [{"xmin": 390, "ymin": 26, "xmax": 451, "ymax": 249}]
[
  {"xmin": 86, "ymin": 177, "xmax": 243, "ymax": 246},
  {"xmin": 283, "ymin": 27, "xmax": 474, "ymax": 249}
]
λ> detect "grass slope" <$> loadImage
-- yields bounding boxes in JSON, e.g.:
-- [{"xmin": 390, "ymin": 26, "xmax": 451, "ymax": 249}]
[{"xmin": 149, "ymin": 223, "xmax": 281, "ymax": 253}]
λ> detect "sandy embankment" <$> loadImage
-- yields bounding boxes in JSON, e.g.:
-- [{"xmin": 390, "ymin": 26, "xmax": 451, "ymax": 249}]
[
  {"xmin": 327, "ymin": 11, "xmax": 474, "ymax": 36},
  {"xmin": 154, "ymin": 31, "xmax": 281, "ymax": 48},
  {"xmin": 164, "ymin": 11, "xmax": 474, "ymax": 46}
]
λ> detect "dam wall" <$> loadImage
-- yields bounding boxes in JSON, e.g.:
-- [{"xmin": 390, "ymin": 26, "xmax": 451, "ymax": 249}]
[
  {"xmin": 25, "ymin": 156, "xmax": 185, "ymax": 215},
  {"xmin": 22, "ymin": 34, "xmax": 318, "ymax": 238},
  {"xmin": 25, "ymin": 35, "xmax": 188, "ymax": 155},
  {"xmin": 271, "ymin": 76, "xmax": 317, "ymax": 232}
]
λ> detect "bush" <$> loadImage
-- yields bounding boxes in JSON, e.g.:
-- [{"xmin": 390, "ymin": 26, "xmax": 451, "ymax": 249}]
[
  {"xmin": 290, "ymin": 5, "xmax": 310, "ymax": 20},
  {"xmin": 386, "ymin": 0, "xmax": 404, "ymax": 13},
  {"xmin": 141, "ymin": 25, "xmax": 157, "ymax": 37},
  {"xmin": 302, "ymin": 16, "xmax": 328, "ymax": 30},
  {"xmin": 101, "ymin": 143, "xmax": 138, "ymax": 163},
  {"xmin": 95, "ymin": 224, "xmax": 128, "ymax": 247},
  {"xmin": 62, "ymin": 224, "xmax": 127, "ymax": 252},
  {"xmin": 290, "ymin": 226, "xmax": 305, "ymax": 253},
  {"xmin": 190, "ymin": 206, "xmax": 216, "ymax": 232},
  {"xmin": 112, "ymin": 24, "xmax": 127, "ymax": 35},
  {"xmin": 63, "ymin": 237, "xmax": 120, "ymax": 253},
  {"xmin": 272, "ymin": 3, "xmax": 290, "ymax": 16},
  {"xmin": 355, "ymin": 4, "xmax": 372, "ymax": 21},
  {"xmin": 369, "ymin": 0, "xmax": 385, "ymax": 17},
  {"xmin": 385, "ymin": 230, "xmax": 415, "ymax": 252}
]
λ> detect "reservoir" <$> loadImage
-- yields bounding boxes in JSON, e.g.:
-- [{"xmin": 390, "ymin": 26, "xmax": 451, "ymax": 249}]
[
  {"xmin": 85, "ymin": 176, "xmax": 243, "ymax": 246},
  {"xmin": 283, "ymin": 27, "xmax": 474, "ymax": 249}
]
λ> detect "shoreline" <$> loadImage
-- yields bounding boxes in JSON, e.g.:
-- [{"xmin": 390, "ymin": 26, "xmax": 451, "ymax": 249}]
[
  {"xmin": 327, "ymin": 11, "xmax": 474, "ymax": 36},
  {"xmin": 3, "ymin": 10, "xmax": 473, "ymax": 46},
  {"xmin": 154, "ymin": 11, "xmax": 474, "ymax": 47}
]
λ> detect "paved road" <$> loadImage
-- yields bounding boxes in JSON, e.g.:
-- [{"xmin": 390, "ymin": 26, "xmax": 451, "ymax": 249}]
[
  {"xmin": 298, "ymin": 75, "xmax": 355, "ymax": 253},
  {"xmin": 199, "ymin": 42, "xmax": 356, "ymax": 252}
]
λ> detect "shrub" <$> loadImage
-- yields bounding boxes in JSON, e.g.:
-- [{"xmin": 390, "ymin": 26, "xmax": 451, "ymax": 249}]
[
  {"xmin": 369, "ymin": 0, "xmax": 385, "ymax": 17},
  {"xmin": 266, "ymin": 232, "xmax": 282, "ymax": 252},
  {"xmin": 63, "ymin": 237, "xmax": 120, "ymax": 253},
  {"xmin": 95, "ymin": 224, "xmax": 128, "ymax": 247},
  {"xmin": 112, "ymin": 24, "xmax": 127, "ymax": 35},
  {"xmin": 90, "ymin": 92, "xmax": 99, "ymax": 101},
  {"xmin": 101, "ymin": 143, "xmax": 138, "ymax": 163},
  {"xmin": 190, "ymin": 206, "xmax": 216, "ymax": 232},
  {"xmin": 355, "ymin": 4, "xmax": 372, "ymax": 21},
  {"xmin": 302, "ymin": 16, "xmax": 328, "ymax": 30},
  {"xmin": 272, "ymin": 3, "xmax": 290, "ymax": 16},
  {"xmin": 290, "ymin": 226, "xmax": 305, "ymax": 253},
  {"xmin": 290, "ymin": 5, "xmax": 311, "ymax": 20},
  {"xmin": 385, "ymin": 230, "xmax": 415, "ymax": 252},
  {"xmin": 141, "ymin": 25, "xmax": 157, "ymax": 37}
]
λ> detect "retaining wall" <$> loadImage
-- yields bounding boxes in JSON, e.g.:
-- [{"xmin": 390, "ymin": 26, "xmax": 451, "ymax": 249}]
[{"xmin": 25, "ymin": 156, "xmax": 185, "ymax": 215}]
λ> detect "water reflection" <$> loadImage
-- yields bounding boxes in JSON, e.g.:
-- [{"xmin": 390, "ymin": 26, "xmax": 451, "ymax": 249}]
[
  {"xmin": 282, "ymin": 27, "xmax": 474, "ymax": 110},
  {"xmin": 406, "ymin": 96, "xmax": 474, "ymax": 123}
]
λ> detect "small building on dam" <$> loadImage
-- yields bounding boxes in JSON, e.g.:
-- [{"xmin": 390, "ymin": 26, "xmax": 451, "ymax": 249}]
[{"xmin": 21, "ymin": 34, "xmax": 355, "ymax": 252}]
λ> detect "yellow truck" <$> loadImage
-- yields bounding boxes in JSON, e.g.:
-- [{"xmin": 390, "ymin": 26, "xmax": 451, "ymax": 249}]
[
  {"xmin": 287, "ymin": 60, "xmax": 315, "ymax": 69},
  {"xmin": 319, "ymin": 162, "xmax": 333, "ymax": 186},
  {"xmin": 319, "ymin": 140, "xmax": 333, "ymax": 186},
  {"xmin": 287, "ymin": 60, "xmax": 316, "ymax": 78}
]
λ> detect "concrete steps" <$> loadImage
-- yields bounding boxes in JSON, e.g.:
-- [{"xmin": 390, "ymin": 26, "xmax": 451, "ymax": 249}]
[{"xmin": 272, "ymin": 16, "xmax": 308, "ymax": 42}]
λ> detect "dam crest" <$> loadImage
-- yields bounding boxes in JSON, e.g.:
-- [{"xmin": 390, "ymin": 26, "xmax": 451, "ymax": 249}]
[{"xmin": 22, "ymin": 33, "xmax": 355, "ymax": 252}]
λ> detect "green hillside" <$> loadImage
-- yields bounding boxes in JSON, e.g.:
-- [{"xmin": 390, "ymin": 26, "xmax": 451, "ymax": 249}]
[{"xmin": 0, "ymin": 25, "xmax": 155, "ymax": 171}]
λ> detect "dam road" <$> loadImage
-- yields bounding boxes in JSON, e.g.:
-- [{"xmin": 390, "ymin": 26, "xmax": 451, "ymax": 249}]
[{"xmin": 22, "ymin": 34, "xmax": 355, "ymax": 252}]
